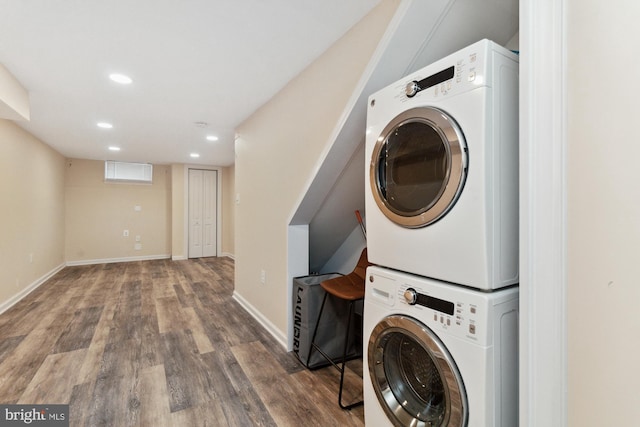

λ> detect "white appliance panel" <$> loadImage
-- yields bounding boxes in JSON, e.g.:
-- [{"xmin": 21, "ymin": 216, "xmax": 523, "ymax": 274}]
[
  {"xmin": 365, "ymin": 39, "xmax": 519, "ymax": 290},
  {"xmin": 363, "ymin": 266, "xmax": 519, "ymax": 427}
]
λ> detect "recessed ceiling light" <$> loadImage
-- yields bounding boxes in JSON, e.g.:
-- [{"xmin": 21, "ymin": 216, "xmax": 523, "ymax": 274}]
[
  {"xmin": 190, "ymin": 153, "xmax": 200, "ymax": 158},
  {"xmin": 206, "ymin": 135, "xmax": 219, "ymax": 141},
  {"xmin": 108, "ymin": 146, "xmax": 120, "ymax": 151},
  {"xmin": 109, "ymin": 73, "xmax": 132, "ymax": 84},
  {"xmin": 97, "ymin": 122, "xmax": 113, "ymax": 129}
]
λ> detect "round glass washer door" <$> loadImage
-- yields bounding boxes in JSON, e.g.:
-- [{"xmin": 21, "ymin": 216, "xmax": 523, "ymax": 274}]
[
  {"xmin": 368, "ymin": 315, "xmax": 468, "ymax": 427},
  {"xmin": 370, "ymin": 107, "xmax": 467, "ymax": 228}
]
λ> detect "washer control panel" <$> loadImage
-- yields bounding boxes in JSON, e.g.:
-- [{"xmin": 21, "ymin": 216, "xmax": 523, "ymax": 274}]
[
  {"xmin": 366, "ymin": 266, "xmax": 518, "ymax": 346},
  {"xmin": 399, "ymin": 285, "xmax": 481, "ymax": 340}
]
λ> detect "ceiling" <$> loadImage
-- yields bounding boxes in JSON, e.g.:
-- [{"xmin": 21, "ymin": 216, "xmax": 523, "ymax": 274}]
[{"xmin": 0, "ymin": 0, "xmax": 381, "ymax": 166}]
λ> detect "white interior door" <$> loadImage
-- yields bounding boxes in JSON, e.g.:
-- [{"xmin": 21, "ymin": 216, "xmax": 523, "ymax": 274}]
[
  {"xmin": 188, "ymin": 169, "xmax": 217, "ymax": 258},
  {"xmin": 201, "ymin": 169, "xmax": 217, "ymax": 257}
]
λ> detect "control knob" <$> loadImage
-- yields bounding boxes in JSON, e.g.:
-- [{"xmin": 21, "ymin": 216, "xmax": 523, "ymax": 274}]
[
  {"xmin": 404, "ymin": 288, "xmax": 417, "ymax": 305},
  {"xmin": 405, "ymin": 81, "xmax": 420, "ymax": 98}
]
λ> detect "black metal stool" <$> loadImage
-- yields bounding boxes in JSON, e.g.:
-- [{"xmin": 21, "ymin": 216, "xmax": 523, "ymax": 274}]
[{"xmin": 308, "ymin": 249, "xmax": 369, "ymax": 410}]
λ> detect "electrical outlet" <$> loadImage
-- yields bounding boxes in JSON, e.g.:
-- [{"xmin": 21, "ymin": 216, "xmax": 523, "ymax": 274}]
[
  {"xmin": 123, "ymin": 230, "xmax": 129, "ymax": 237},
  {"xmin": 135, "ymin": 235, "xmax": 141, "ymax": 242},
  {"xmin": 260, "ymin": 269, "xmax": 266, "ymax": 284},
  {"xmin": 134, "ymin": 243, "xmax": 142, "ymax": 250}
]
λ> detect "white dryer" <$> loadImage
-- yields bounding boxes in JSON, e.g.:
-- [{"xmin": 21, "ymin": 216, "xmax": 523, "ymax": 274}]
[
  {"xmin": 365, "ymin": 39, "xmax": 519, "ymax": 290},
  {"xmin": 363, "ymin": 266, "xmax": 519, "ymax": 427}
]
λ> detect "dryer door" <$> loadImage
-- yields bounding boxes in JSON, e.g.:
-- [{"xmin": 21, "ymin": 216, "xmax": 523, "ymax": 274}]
[
  {"xmin": 370, "ymin": 107, "xmax": 467, "ymax": 228},
  {"xmin": 368, "ymin": 315, "xmax": 468, "ymax": 427}
]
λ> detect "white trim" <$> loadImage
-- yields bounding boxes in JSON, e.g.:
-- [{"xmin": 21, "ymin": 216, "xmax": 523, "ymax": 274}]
[
  {"xmin": 220, "ymin": 252, "xmax": 235, "ymax": 260},
  {"xmin": 0, "ymin": 262, "xmax": 65, "ymax": 315},
  {"xmin": 520, "ymin": 0, "xmax": 568, "ymax": 426},
  {"xmin": 66, "ymin": 254, "xmax": 171, "ymax": 266},
  {"xmin": 232, "ymin": 290, "xmax": 287, "ymax": 349},
  {"xmin": 171, "ymin": 255, "xmax": 187, "ymax": 261}
]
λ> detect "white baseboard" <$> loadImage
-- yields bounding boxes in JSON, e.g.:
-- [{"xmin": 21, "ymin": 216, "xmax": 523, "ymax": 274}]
[
  {"xmin": 0, "ymin": 262, "xmax": 66, "ymax": 315},
  {"xmin": 66, "ymin": 254, "xmax": 171, "ymax": 266},
  {"xmin": 232, "ymin": 291, "xmax": 287, "ymax": 349},
  {"xmin": 172, "ymin": 254, "xmax": 233, "ymax": 261}
]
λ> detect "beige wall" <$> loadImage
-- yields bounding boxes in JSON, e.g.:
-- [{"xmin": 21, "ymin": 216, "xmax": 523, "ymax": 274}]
[
  {"xmin": 222, "ymin": 165, "xmax": 235, "ymax": 257},
  {"xmin": 567, "ymin": 1, "xmax": 640, "ymax": 424},
  {"xmin": 171, "ymin": 163, "xmax": 185, "ymax": 259},
  {"xmin": 234, "ymin": 1, "xmax": 400, "ymax": 337},
  {"xmin": 65, "ymin": 159, "xmax": 171, "ymax": 263},
  {"xmin": 0, "ymin": 119, "xmax": 65, "ymax": 308}
]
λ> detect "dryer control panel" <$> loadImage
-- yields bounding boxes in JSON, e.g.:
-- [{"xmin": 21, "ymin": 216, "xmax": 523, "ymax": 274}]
[
  {"xmin": 374, "ymin": 38, "xmax": 519, "ymax": 108},
  {"xmin": 404, "ymin": 66, "xmax": 455, "ymax": 97}
]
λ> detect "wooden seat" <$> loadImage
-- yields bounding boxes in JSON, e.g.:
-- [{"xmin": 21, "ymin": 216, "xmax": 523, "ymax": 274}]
[{"xmin": 308, "ymin": 248, "xmax": 371, "ymax": 410}]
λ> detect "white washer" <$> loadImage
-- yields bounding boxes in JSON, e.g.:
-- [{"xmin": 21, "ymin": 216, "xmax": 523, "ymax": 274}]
[
  {"xmin": 365, "ymin": 39, "xmax": 519, "ymax": 290},
  {"xmin": 363, "ymin": 266, "xmax": 518, "ymax": 427}
]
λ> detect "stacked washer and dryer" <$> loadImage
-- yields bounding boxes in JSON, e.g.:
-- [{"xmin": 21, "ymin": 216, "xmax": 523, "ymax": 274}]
[{"xmin": 363, "ymin": 39, "xmax": 520, "ymax": 427}]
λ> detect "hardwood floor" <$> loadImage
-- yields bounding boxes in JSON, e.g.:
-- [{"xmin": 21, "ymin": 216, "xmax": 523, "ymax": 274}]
[{"xmin": 0, "ymin": 258, "xmax": 365, "ymax": 426}]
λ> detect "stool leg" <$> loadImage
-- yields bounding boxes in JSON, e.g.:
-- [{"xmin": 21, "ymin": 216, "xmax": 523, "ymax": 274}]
[
  {"xmin": 307, "ymin": 291, "xmax": 328, "ymax": 368},
  {"xmin": 308, "ymin": 292, "xmax": 363, "ymax": 410},
  {"xmin": 338, "ymin": 300, "xmax": 363, "ymax": 410}
]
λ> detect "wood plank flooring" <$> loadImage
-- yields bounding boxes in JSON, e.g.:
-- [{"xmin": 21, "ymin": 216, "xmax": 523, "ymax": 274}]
[{"xmin": 0, "ymin": 258, "xmax": 364, "ymax": 426}]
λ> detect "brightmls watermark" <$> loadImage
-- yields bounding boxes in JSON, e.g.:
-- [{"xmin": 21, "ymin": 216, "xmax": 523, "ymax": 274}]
[{"xmin": 0, "ymin": 405, "xmax": 68, "ymax": 426}]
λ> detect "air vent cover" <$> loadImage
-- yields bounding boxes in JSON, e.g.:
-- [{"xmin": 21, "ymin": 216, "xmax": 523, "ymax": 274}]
[{"xmin": 105, "ymin": 161, "xmax": 153, "ymax": 183}]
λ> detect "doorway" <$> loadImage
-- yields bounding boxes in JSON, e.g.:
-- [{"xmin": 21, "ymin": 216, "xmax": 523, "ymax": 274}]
[{"xmin": 188, "ymin": 169, "xmax": 217, "ymax": 258}]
